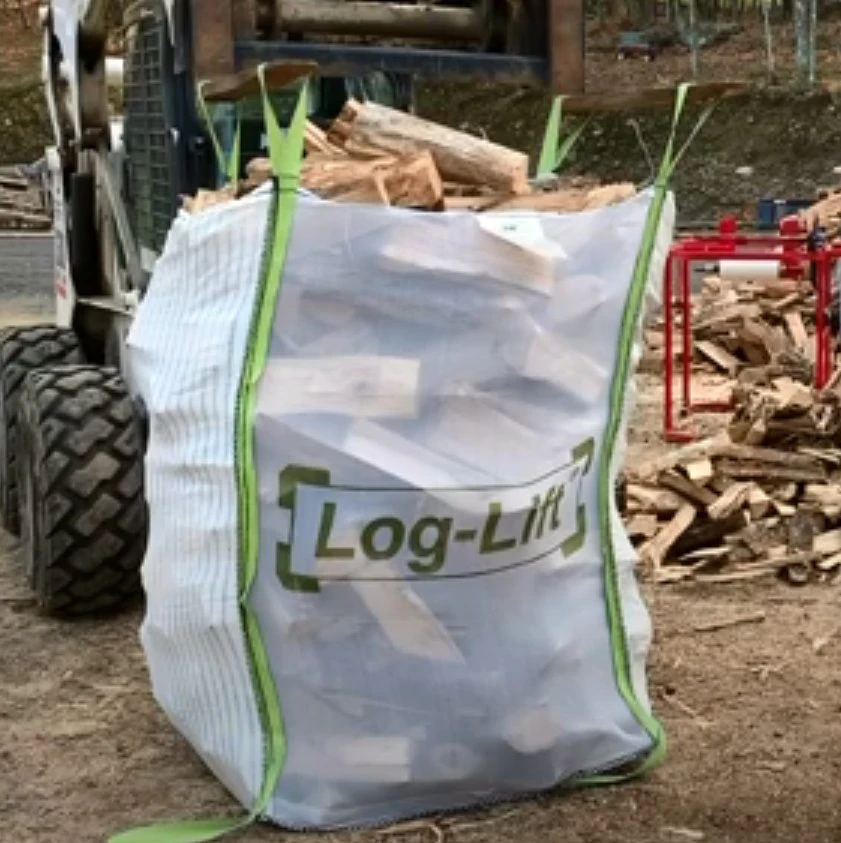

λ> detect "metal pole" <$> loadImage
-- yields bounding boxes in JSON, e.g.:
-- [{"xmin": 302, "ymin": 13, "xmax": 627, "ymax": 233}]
[
  {"xmin": 664, "ymin": 256, "xmax": 675, "ymax": 439},
  {"xmin": 681, "ymin": 256, "xmax": 692, "ymax": 413}
]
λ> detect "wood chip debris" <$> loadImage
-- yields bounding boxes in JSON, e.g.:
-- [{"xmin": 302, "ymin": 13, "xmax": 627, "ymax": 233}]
[
  {"xmin": 182, "ymin": 101, "xmax": 635, "ymax": 214},
  {"xmin": 627, "ymin": 273, "xmax": 841, "ymax": 586}
]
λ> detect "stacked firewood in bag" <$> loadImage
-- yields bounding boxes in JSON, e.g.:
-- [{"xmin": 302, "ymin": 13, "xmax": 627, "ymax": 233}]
[
  {"xmin": 184, "ymin": 100, "xmax": 635, "ymax": 214},
  {"xmin": 625, "ymin": 272, "xmax": 841, "ymax": 585}
]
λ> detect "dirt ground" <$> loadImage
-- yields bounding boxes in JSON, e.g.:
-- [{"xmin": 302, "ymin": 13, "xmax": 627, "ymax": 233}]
[{"xmin": 2, "ymin": 241, "xmax": 841, "ymax": 843}]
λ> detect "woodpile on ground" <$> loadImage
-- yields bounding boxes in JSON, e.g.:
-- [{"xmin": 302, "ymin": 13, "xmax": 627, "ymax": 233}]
[
  {"xmin": 0, "ymin": 168, "xmax": 50, "ymax": 230},
  {"xmin": 184, "ymin": 101, "xmax": 635, "ymax": 215},
  {"xmin": 641, "ymin": 273, "xmax": 820, "ymax": 397},
  {"xmin": 626, "ymin": 272, "xmax": 841, "ymax": 586}
]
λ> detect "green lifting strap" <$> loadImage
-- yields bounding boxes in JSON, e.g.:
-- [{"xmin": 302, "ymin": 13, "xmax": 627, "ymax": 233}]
[
  {"xmin": 579, "ymin": 82, "xmax": 721, "ymax": 790},
  {"xmin": 537, "ymin": 95, "xmax": 590, "ymax": 178},
  {"xmin": 196, "ymin": 82, "xmax": 243, "ymax": 185},
  {"xmin": 107, "ymin": 68, "xmax": 311, "ymax": 843}
]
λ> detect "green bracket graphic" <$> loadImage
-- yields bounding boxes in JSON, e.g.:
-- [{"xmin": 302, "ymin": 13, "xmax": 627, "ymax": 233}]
[
  {"xmin": 561, "ymin": 437, "xmax": 595, "ymax": 558},
  {"xmin": 276, "ymin": 464, "xmax": 331, "ymax": 593}
]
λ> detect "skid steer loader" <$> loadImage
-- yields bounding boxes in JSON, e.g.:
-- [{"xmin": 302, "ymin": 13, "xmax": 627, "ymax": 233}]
[{"xmin": 0, "ymin": 0, "xmax": 585, "ymax": 615}]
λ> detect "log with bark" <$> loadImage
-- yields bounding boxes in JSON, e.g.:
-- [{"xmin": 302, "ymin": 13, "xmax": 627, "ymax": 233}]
[{"xmin": 328, "ymin": 99, "xmax": 530, "ymax": 195}]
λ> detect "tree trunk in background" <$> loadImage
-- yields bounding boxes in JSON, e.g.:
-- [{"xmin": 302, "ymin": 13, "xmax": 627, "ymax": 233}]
[
  {"xmin": 808, "ymin": 0, "xmax": 818, "ymax": 85},
  {"xmin": 689, "ymin": 0, "xmax": 699, "ymax": 78},
  {"xmin": 762, "ymin": 0, "xmax": 776, "ymax": 80},
  {"xmin": 794, "ymin": 0, "xmax": 810, "ymax": 77}
]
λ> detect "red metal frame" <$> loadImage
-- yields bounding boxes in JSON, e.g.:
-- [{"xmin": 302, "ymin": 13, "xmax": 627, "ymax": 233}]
[{"xmin": 662, "ymin": 228, "xmax": 840, "ymax": 442}]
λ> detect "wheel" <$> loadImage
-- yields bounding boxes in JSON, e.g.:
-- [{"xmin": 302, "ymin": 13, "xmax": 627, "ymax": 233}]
[
  {"xmin": 0, "ymin": 326, "xmax": 84, "ymax": 535},
  {"xmin": 16, "ymin": 365, "xmax": 148, "ymax": 615}
]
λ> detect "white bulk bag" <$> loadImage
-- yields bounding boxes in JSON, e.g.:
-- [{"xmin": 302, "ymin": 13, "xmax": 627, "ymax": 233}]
[{"xmin": 121, "ymin": 75, "xmax": 677, "ymax": 838}]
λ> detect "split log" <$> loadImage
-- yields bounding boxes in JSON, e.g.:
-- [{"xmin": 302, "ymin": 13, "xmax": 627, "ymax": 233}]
[
  {"xmin": 638, "ymin": 503, "xmax": 696, "ymax": 569},
  {"xmin": 670, "ymin": 511, "xmax": 748, "ymax": 559},
  {"xmin": 626, "ymin": 484, "xmax": 686, "ymax": 515},
  {"xmin": 708, "ymin": 482, "xmax": 753, "ymax": 520},
  {"xmin": 302, "ymin": 151, "xmax": 444, "ymax": 208},
  {"xmin": 715, "ymin": 460, "xmax": 826, "ymax": 484},
  {"xmin": 658, "ymin": 470, "xmax": 717, "ymax": 507},
  {"xmin": 305, "ymin": 119, "xmax": 348, "ymax": 157}
]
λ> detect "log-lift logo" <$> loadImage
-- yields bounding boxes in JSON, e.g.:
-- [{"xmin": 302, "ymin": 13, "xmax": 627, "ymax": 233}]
[{"xmin": 274, "ymin": 438, "xmax": 595, "ymax": 592}]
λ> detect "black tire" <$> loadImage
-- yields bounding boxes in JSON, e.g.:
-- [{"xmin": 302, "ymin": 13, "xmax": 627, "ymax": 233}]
[
  {"xmin": 16, "ymin": 365, "xmax": 148, "ymax": 615},
  {"xmin": 0, "ymin": 326, "xmax": 84, "ymax": 535}
]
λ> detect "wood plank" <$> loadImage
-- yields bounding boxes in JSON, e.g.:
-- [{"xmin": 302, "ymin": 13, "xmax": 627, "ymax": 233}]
[{"xmin": 696, "ymin": 340, "xmax": 741, "ymax": 376}]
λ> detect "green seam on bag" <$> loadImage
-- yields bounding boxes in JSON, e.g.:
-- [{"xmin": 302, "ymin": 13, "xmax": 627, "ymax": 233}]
[
  {"xmin": 107, "ymin": 70, "xmax": 310, "ymax": 843},
  {"xmin": 582, "ymin": 82, "xmax": 710, "ymax": 787}
]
